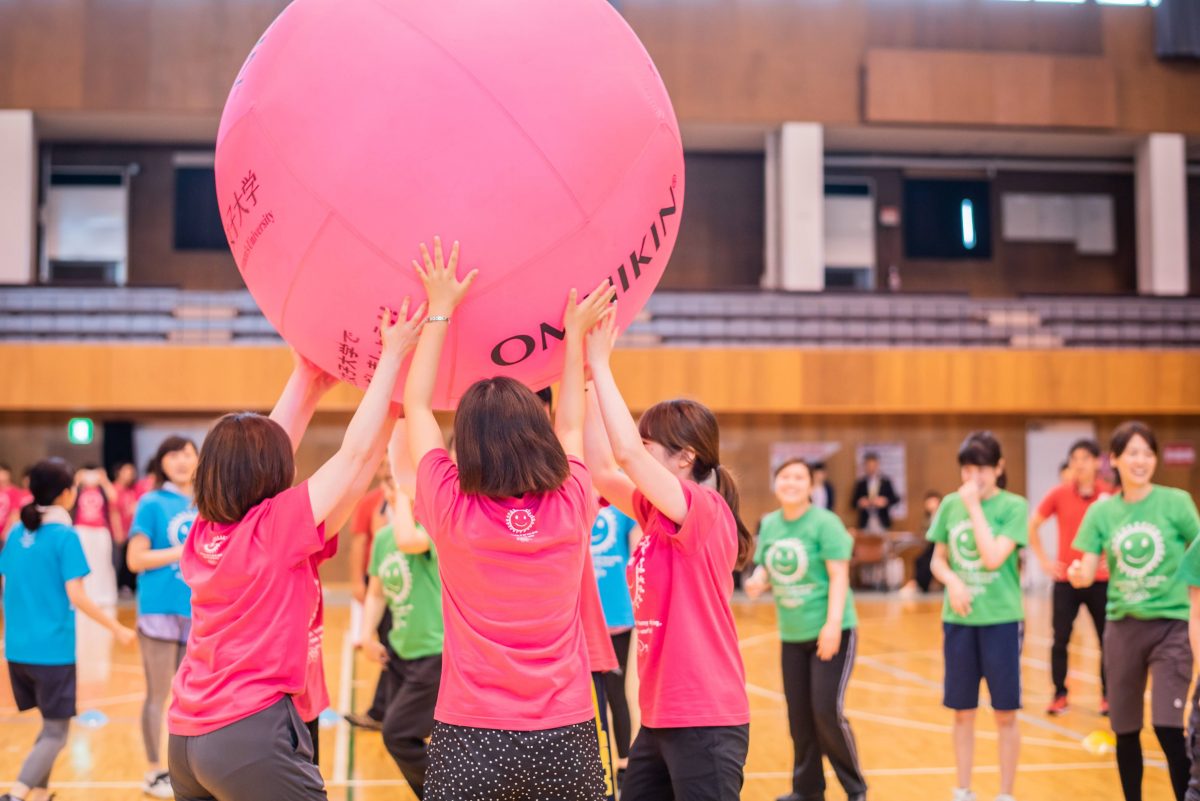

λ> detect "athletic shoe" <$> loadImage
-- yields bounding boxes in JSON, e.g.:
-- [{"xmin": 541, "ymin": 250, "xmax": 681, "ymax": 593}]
[
  {"xmin": 952, "ymin": 789, "xmax": 977, "ymax": 801},
  {"xmin": 343, "ymin": 711, "xmax": 383, "ymax": 731},
  {"xmin": 1045, "ymin": 694, "xmax": 1069, "ymax": 716},
  {"xmin": 995, "ymin": 795, "xmax": 1017, "ymax": 801},
  {"xmin": 1099, "ymin": 698, "xmax": 1110, "ymax": 716},
  {"xmin": 144, "ymin": 770, "xmax": 173, "ymax": 799}
]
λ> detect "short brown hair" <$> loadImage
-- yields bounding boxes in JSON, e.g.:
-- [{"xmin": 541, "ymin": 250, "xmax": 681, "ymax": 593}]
[
  {"xmin": 195, "ymin": 413, "xmax": 294, "ymax": 524},
  {"xmin": 454, "ymin": 377, "xmax": 569, "ymax": 498}
]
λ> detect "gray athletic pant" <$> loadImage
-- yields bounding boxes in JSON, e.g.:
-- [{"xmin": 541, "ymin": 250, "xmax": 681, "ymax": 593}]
[
  {"xmin": 18, "ymin": 718, "xmax": 70, "ymax": 790},
  {"xmin": 168, "ymin": 696, "xmax": 327, "ymax": 801},
  {"xmin": 140, "ymin": 633, "xmax": 185, "ymax": 765}
]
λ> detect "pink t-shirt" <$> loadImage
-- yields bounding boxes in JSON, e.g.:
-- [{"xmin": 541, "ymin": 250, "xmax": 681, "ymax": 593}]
[
  {"xmin": 74, "ymin": 485, "xmax": 110, "ymax": 530},
  {"xmin": 582, "ymin": 556, "xmax": 618, "ymax": 673},
  {"xmin": 293, "ymin": 534, "xmax": 339, "ymax": 723},
  {"xmin": 415, "ymin": 449, "xmax": 597, "ymax": 731},
  {"xmin": 629, "ymin": 480, "xmax": 749, "ymax": 728},
  {"xmin": 0, "ymin": 487, "xmax": 22, "ymax": 537},
  {"xmin": 169, "ymin": 482, "xmax": 327, "ymax": 736},
  {"xmin": 116, "ymin": 486, "xmax": 139, "ymax": 540}
]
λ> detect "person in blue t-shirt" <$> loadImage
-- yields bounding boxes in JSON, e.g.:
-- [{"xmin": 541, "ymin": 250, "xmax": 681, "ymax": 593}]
[
  {"xmin": 125, "ymin": 436, "xmax": 199, "ymax": 800},
  {"xmin": 0, "ymin": 458, "xmax": 135, "ymax": 801},
  {"xmin": 589, "ymin": 501, "xmax": 639, "ymax": 783}
]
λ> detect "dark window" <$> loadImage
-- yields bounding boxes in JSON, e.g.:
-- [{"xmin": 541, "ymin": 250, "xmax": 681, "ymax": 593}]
[
  {"xmin": 174, "ymin": 167, "xmax": 227, "ymax": 250},
  {"xmin": 903, "ymin": 179, "xmax": 992, "ymax": 260}
]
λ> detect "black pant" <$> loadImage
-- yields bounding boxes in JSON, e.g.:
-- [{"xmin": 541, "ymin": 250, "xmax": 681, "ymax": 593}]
[
  {"xmin": 783, "ymin": 630, "xmax": 866, "ymax": 800},
  {"xmin": 621, "ymin": 724, "xmax": 749, "ymax": 801},
  {"xmin": 914, "ymin": 543, "xmax": 935, "ymax": 592},
  {"xmin": 1051, "ymin": 580, "xmax": 1108, "ymax": 698},
  {"xmin": 1186, "ymin": 680, "xmax": 1200, "ymax": 801},
  {"xmin": 603, "ymin": 630, "xmax": 633, "ymax": 760},
  {"xmin": 114, "ymin": 540, "xmax": 137, "ymax": 593},
  {"xmin": 381, "ymin": 652, "xmax": 442, "ymax": 800},
  {"xmin": 366, "ymin": 604, "xmax": 395, "ymax": 720},
  {"xmin": 305, "ymin": 718, "xmax": 320, "ymax": 767}
]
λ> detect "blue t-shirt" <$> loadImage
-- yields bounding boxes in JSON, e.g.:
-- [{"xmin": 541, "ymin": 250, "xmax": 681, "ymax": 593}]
[
  {"xmin": 0, "ymin": 522, "xmax": 90, "ymax": 665},
  {"xmin": 130, "ymin": 487, "xmax": 196, "ymax": 618},
  {"xmin": 590, "ymin": 506, "xmax": 636, "ymax": 630}
]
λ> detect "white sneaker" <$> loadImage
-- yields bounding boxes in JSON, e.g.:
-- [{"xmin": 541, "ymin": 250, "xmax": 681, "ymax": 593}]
[
  {"xmin": 995, "ymin": 796, "xmax": 1017, "ymax": 801},
  {"xmin": 144, "ymin": 771, "xmax": 173, "ymax": 799},
  {"xmin": 952, "ymin": 790, "xmax": 976, "ymax": 801}
]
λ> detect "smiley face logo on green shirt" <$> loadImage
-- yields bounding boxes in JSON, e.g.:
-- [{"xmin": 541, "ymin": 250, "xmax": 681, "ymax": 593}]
[
  {"xmin": 766, "ymin": 540, "xmax": 809, "ymax": 586},
  {"xmin": 379, "ymin": 551, "xmax": 414, "ymax": 607},
  {"xmin": 1112, "ymin": 522, "xmax": 1165, "ymax": 580},
  {"xmin": 949, "ymin": 520, "xmax": 983, "ymax": 571}
]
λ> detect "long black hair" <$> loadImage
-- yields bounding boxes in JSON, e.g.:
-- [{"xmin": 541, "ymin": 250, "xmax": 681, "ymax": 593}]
[{"xmin": 20, "ymin": 458, "xmax": 75, "ymax": 533}]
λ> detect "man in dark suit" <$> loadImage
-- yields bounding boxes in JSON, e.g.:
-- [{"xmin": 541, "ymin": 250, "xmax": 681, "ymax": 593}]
[{"xmin": 851, "ymin": 452, "xmax": 899, "ymax": 531}]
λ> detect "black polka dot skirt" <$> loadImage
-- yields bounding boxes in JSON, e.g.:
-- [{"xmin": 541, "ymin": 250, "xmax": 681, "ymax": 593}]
[{"xmin": 424, "ymin": 719, "xmax": 606, "ymax": 801}]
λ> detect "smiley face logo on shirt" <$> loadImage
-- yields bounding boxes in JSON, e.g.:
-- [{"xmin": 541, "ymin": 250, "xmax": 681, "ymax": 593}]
[
  {"xmin": 379, "ymin": 551, "xmax": 413, "ymax": 607},
  {"xmin": 590, "ymin": 508, "xmax": 618, "ymax": 554},
  {"xmin": 167, "ymin": 509, "xmax": 197, "ymax": 547},
  {"xmin": 505, "ymin": 509, "xmax": 537, "ymax": 542},
  {"xmin": 1112, "ymin": 522, "xmax": 1165, "ymax": 580},
  {"xmin": 949, "ymin": 520, "xmax": 983, "ymax": 571},
  {"xmin": 765, "ymin": 540, "xmax": 809, "ymax": 586}
]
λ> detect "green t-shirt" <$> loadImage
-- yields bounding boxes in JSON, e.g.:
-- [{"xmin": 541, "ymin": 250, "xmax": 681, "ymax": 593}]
[
  {"xmin": 926, "ymin": 490, "xmax": 1028, "ymax": 626},
  {"xmin": 754, "ymin": 507, "xmax": 857, "ymax": 643},
  {"xmin": 1074, "ymin": 485, "xmax": 1199, "ymax": 622},
  {"xmin": 368, "ymin": 524, "xmax": 444, "ymax": 659}
]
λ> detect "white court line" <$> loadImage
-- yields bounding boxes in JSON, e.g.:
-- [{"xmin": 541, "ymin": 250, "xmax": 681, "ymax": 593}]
[
  {"xmin": 854, "ymin": 654, "xmax": 944, "ymax": 691},
  {"xmin": 332, "ymin": 630, "xmax": 354, "ymax": 783}
]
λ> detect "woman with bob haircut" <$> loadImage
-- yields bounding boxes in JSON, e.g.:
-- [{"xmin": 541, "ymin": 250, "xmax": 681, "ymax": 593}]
[
  {"xmin": 404, "ymin": 237, "xmax": 616, "ymax": 801},
  {"xmin": 1072, "ymin": 421, "xmax": 1197, "ymax": 801},
  {"xmin": 166, "ymin": 299, "xmax": 426, "ymax": 801}
]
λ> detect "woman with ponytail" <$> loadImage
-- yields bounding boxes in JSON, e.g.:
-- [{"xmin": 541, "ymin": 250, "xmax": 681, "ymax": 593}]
[
  {"xmin": 582, "ymin": 310, "xmax": 750, "ymax": 801},
  {"xmin": 0, "ymin": 458, "xmax": 135, "ymax": 801}
]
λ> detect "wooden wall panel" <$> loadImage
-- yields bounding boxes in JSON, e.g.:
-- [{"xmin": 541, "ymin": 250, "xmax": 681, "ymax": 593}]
[
  {"xmin": 865, "ymin": 49, "xmax": 1118, "ymax": 130},
  {"xmin": 660, "ymin": 153, "xmax": 764, "ymax": 289},
  {"xmin": 3, "ymin": 1, "xmax": 1200, "ymax": 133},
  {"xmin": 2, "ymin": 345, "xmax": 1197, "ymax": 417}
]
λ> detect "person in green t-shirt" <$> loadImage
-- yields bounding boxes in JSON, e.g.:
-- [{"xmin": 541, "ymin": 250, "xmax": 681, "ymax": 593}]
[
  {"xmin": 927, "ymin": 432, "xmax": 1026, "ymax": 801},
  {"xmin": 1068, "ymin": 421, "xmax": 1195, "ymax": 801},
  {"xmin": 360, "ymin": 424, "xmax": 444, "ymax": 800},
  {"xmin": 745, "ymin": 458, "xmax": 865, "ymax": 801}
]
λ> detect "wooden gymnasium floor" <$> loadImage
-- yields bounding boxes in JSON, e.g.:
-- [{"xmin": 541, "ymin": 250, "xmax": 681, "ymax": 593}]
[{"xmin": 0, "ymin": 591, "xmax": 1175, "ymax": 801}]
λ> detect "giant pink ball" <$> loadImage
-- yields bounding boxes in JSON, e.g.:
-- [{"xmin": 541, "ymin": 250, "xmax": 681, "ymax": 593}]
[{"xmin": 216, "ymin": 0, "xmax": 684, "ymax": 408}]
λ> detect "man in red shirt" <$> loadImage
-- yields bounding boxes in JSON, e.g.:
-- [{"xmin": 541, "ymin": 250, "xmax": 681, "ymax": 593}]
[{"xmin": 1029, "ymin": 439, "xmax": 1114, "ymax": 716}]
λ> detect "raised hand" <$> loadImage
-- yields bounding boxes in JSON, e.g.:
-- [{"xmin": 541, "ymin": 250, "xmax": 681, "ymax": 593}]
[
  {"xmin": 413, "ymin": 237, "xmax": 478, "ymax": 317},
  {"xmin": 564, "ymin": 280, "xmax": 616, "ymax": 339},
  {"xmin": 584, "ymin": 302, "xmax": 619, "ymax": 367},
  {"xmin": 379, "ymin": 297, "xmax": 426, "ymax": 361}
]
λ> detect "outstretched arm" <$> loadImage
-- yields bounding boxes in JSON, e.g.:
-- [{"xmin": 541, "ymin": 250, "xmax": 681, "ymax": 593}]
[
  {"xmin": 405, "ymin": 237, "xmax": 478, "ymax": 468},
  {"xmin": 308, "ymin": 300, "xmax": 424, "ymax": 527},
  {"xmin": 587, "ymin": 310, "xmax": 688, "ymax": 525}
]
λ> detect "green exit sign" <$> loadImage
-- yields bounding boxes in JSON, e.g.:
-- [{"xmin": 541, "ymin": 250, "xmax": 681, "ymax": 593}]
[{"xmin": 67, "ymin": 417, "xmax": 94, "ymax": 445}]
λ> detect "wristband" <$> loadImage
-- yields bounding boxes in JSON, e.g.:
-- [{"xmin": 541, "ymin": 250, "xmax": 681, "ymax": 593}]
[{"xmin": 426, "ymin": 315, "xmax": 450, "ymax": 324}]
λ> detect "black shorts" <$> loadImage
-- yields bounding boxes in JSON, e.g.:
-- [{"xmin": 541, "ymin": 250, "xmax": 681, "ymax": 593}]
[{"xmin": 8, "ymin": 662, "xmax": 77, "ymax": 720}]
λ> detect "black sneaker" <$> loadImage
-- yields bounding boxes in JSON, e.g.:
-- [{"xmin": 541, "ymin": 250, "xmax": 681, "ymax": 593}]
[{"xmin": 343, "ymin": 711, "xmax": 383, "ymax": 731}]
